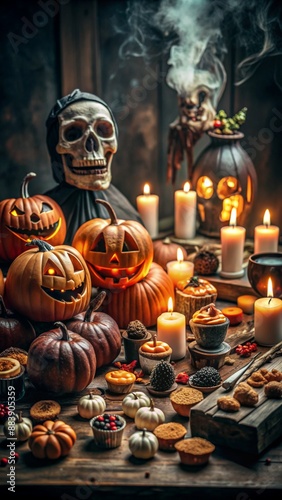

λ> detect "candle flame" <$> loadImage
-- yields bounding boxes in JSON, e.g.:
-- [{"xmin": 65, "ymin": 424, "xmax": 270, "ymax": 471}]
[
  {"xmin": 229, "ymin": 207, "xmax": 237, "ymax": 227},
  {"xmin": 168, "ymin": 297, "xmax": 173, "ymax": 313},
  {"xmin": 263, "ymin": 209, "xmax": 271, "ymax": 227},
  {"xmin": 183, "ymin": 181, "xmax": 190, "ymax": 193},
  {"xmin": 177, "ymin": 248, "xmax": 184, "ymax": 262},
  {"xmin": 267, "ymin": 277, "xmax": 273, "ymax": 298},
  {"xmin": 143, "ymin": 183, "xmax": 150, "ymax": 195}
]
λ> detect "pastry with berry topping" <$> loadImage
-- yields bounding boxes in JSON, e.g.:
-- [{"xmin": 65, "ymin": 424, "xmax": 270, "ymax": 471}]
[{"xmin": 90, "ymin": 413, "xmax": 126, "ymax": 448}]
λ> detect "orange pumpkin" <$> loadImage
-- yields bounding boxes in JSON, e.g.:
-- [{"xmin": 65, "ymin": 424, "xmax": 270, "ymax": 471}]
[
  {"xmin": 72, "ymin": 199, "xmax": 153, "ymax": 289},
  {"xmin": 4, "ymin": 239, "xmax": 92, "ymax": 323},
  {"xmin": 28, "ymin": 419, "xmax": 76, "ymax": 459},
  {"xmin": 153, "ymin": 238, "xmax": 188, "ymax": 270},
  {"xmin": 101, "ymin": 262, "xmax": 175, "ymax": 328},
  {"xmin": 0, "ymin": 172, "xmax": 67, "ymax": 262}
]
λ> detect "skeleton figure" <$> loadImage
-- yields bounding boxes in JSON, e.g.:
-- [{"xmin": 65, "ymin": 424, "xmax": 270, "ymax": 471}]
[
  {"xmin": 167, "ymin": 85, "xmax": 216, "ymax": 184},
  {"xmin": 45, "ymin": 89, "xmax": 142, "ymax": 244}
]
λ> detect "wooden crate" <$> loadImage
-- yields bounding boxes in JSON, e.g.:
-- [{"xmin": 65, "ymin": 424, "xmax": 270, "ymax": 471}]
[{"xmin": 190, "ymin": 356, "xmax": 282, "ymax": 455}]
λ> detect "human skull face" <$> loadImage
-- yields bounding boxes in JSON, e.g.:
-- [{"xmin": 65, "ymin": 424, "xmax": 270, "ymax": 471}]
[{"xmin": 56, "ymin": 101, "xmax": 117, "ymax": 190}]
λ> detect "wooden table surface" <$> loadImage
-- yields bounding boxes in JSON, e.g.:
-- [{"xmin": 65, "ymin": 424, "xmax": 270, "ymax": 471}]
[{"xmin": 1, "ymin": 302, "xmax": 282, "ymax": 500}]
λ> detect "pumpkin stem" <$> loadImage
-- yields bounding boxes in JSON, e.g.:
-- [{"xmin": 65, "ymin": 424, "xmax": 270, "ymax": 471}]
[
  {"xmin": 21, "ymin": 172, "xmax": 37, "ymax": 198},
  {"xmin": 95, "ymin": 199, "xmax": 119, "ymax": 225},
  {"xmin": 54, "ymin": 322, "xmax": 70, "ymax": 341},
  {"xmin": 151, "ymin": 332, "xmax": 157, "ymax": 348},
  {"xmin": 0, "ymin": 296, "xmax": 9, "ymax": 317},
  {"xmin": 149, "ymin": 399, "xmax": 155, "ymax": 410},
  {"xmin": 17, "ymin": 411, "xmax": 23, "ymax": 423},
  {"xmin": 163, "ymin": 237, "xmax": 172, "ymax": 245},
  {"xmin": 84, "ymin": 291, "xmax": 107, "ymax": 322},
  {"xmin": 26, "ymin": 239, "xmax": 54, "ymax": 252},
  {"xmin": 142, "ymin": 428, "xmax": 147, "ymax": 437}
]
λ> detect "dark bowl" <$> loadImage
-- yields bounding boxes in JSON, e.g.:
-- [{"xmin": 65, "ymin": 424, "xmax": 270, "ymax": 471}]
[{"xmin": 247, "ymin": 252, "xmax": 282, "ymax": 298}]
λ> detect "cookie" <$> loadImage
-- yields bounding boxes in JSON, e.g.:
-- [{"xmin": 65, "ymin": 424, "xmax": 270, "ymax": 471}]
[
  {"xmin": 264, "ymin": 381, "xmax": 282, "ymax": 399},
  {"xmin": 233, "ymin": 382, "xmax": 259, "ymax": 407},
  {"xmin": 263, "ymin": 368, "xmax": 282, "ymax": 383},
  {"xmin": 217, "ymin": 396, "xmax": 240, "ymax": 412},
  {"xmin": 30, "ymin": 400, "xmax": 61, "ymax": 422},
  {"xmin": 247, "ymin": 371, "xmax": 267, "ymax": 388}
]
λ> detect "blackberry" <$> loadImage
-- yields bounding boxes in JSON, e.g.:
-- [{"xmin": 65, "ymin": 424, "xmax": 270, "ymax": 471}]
[
  {"xmin": 150, "ymin": 360, "xmax": 175, "ymax": 391},
  {"xmin": 191, "ymin": 367, "xmax": 221, "ymax": 387}
]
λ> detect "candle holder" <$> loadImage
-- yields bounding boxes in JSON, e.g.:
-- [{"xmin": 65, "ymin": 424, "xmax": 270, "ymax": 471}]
[{"xmin": 247, "ymin": 252, "xmax": 282, "ymax": 298}]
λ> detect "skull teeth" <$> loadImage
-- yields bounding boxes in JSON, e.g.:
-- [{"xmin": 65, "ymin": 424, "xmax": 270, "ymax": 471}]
[{"xmin": 73, "ymin": 159, "xmax": 106, "ymax": 167}]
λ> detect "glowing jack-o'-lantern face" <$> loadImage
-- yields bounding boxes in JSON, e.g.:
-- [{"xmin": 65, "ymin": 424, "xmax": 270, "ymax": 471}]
[
  {"xmin": 72, "ymin": 199, "xmax": 153, "ymax": 289},
  {"xmin": 0, "ymin": 172, "xmax": 66, "ymax": 262},
  {"xmin": 4, "ymin": 240, "xmax": 92, "ymax": 323}
]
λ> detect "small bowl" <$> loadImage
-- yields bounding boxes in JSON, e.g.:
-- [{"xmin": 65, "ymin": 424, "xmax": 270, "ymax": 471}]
[
  {"xmin": 189, "ymin": 318, "xmax": 230, "ymax": 349},
  {"xmin": 175, "ymin": 437, "xmax": 215, "ymax": 466},
  {"xmin": 90, "ymin": 414, "xmax": 126, "ymax": 449},
  {"xmin": 247, "ymin": 252, "xmax": 282, "ymax": 298},
  {"xmin": 170, "ymin": 387, "xmax": 204, "ymax": 417}
]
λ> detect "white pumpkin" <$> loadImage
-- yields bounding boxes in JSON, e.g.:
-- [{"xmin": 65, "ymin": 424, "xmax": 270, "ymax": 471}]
[
  {"xmin": 129, "ymin": 428, "xmax": 159, "ymax": 459},
  {"xmin": 77, "ymin": 392, "xmax": 106, "ymax": 419},
  {"xmin": 134, "ymin": 399, "xmax": 165, "ymax": 431},
  {"xmin": 122, "ymin": 391, "xmax": 151, "ymax": 418},
  {"xmin": 4, "ymin": 411, "xmax": 33, "ymax": 442}
]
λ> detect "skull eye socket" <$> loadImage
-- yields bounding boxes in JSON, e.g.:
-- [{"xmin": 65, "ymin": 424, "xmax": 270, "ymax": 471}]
[
  {"xmin": 41, "ymin": 202, "xmax": 53, "ymax": 213},
  {"xmin": 96, "ymin": 120, "xmax": 114, "ymax": 138},
  {"xmin": 43, "ymin": 259, "xmax": 64, "ymax": 277},
  {"xmin": 64, "ymin": 125, "xmax": 84, "ymax": 142},
  {"xmin": 10, "ymin": 206, "xmax": 25, "ymax": 217}
]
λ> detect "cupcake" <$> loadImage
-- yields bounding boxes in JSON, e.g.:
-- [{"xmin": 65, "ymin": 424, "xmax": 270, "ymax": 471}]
[
  {"xmin": 138, "ymin": 335, "xmax": 172, "ymax": 374},
  {"xmin": 105, "ymin": 369, "xmax": 136, "ymax": 394},
  {"xmin": 175, "ymin": 277, "xmax": 217, "ymax": 323},
  {"xmin": 170, "ymin": 387, "xmax": 204, "ymax": 417},
  {"xmin": 90, "ymin": 413, "xmax": 126, "ymax": 449},
  {"xmin": 189, "ymin": 303, "xmax": 230, "ymax": 349},
  {"xmin": 175, "ymin": 437, "xmax": 215, "ymax": 465},
  {"xmin": 153, "ymin": 422, "xmax": 187, "ymax": 451}
]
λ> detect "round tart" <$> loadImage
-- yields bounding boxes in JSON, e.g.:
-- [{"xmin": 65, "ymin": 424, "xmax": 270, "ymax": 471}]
[
  {"xmin": 105, "ymin": 369, "xmax": 136, "ymax": 394},
  {"xmin": 30, "ymin": 400, "xmax": 61, "ymax": 422},
  {"xmin": 153, "ymin": 422, "xmax": 187, "ymax": 451}
]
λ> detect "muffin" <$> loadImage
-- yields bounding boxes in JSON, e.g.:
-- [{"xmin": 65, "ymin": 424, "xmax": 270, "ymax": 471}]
[
  {"xmin": 153, "ymin": 422, "xmax": 187, "ymax": 451},
  {"xmin": 170, "ymin": 387, "xmax": 204, "ymax": 417},
  {"xmin": 138, "ymin": 337, "xmax": 172, "ymax": 374},
  {"xmin": 90, "ymin": 413, "xmax": 126, "ymax": 449},
  {"xmin": 175, "ymin": 437, "xmax": 215, "ymax": 465},
  {"xmin": 175, "ymin": 277, "xmax": 217, "ymax": 323},
  {"xmin": 189, "ymin": 303, "xmax": 229, "ymax": 349},
  {"xmin": 105, "ymin": 369, "xmax": 136, "ymax": 394}
]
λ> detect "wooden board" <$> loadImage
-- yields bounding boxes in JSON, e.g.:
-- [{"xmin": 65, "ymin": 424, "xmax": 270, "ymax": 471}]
[
  {"xmin": 190, "ymin": 356, "xmax": 282, "ymax": 455},
  {"xmin": 200, "ymin": 269, "xmax": 258, "ymax": 302}
]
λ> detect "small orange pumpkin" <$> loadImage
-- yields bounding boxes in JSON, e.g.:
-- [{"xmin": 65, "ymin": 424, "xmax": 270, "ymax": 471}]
[
  {"xmin": 72, "ymin": 199, "xmax": 153, "ymax": 289},
  {"xmin": 4, "ymin": 239, "xmax": 92, "ymax": 323},
  {"xmin": 0, "ymin": 172, "xmax": 67, "ymax": 262},
  {"xmin": 28, "ymin": 419, "xmax": 76, "ymax": 459},
  {"xmin": 101, "ymin": 262, "xmax": 175, "ymax": 328},
  {"xmin": 153, "ymin": 238, "xmax": 188, "ymax": 270}
]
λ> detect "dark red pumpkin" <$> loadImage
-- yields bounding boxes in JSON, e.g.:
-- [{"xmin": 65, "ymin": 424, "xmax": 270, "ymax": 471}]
[
  {"xmin": 0, "ymin": 172, "xmax": 67, "ymax": 262},
  {"xmin": 0, "ymin": 295, "xmax": 36, "ymax": 351},
  {"xmin": 66, "ymin": 291, "xmax": 121, "ymax": 369},
  {"xmin": 0, "ymin": 269, "xmax": 4, "ymax": 296},
  {"xmin": 26, "ymin": 321, "xmax": 96, "ymax": 394},
  {"xmin": 100, "ymin": 262, "xmax": 175, "ymax": 328},
  {"xmin": 72, "ymin": 199, "xmax": 153, "ymax": 290},
  {"xmin": 153, "ymin": 238, "xmax": 188, "ymax": 270},
  {"xmin": 4, "ymin": 239, "xmax": 92, "ymax": 323}
]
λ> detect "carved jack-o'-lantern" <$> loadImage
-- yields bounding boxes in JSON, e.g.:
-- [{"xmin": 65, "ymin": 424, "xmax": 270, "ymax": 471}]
[
  {"xmin": 4, "ymin": 240, "xmax": 92, "ymax": 323},
  {"xmin": 0, "ymin": 172, "xmax": 67, "ymax": 262},
  {"xmin": 191, "ymin": 132, "xmax": 257, "ymax": 237},
  {"xmin": 72, "ymin": 199, "xmax": 153, "ymax": 289}
]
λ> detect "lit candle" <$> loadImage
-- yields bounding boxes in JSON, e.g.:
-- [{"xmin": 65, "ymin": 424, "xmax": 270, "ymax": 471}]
[
  {"xmin": 166, "ymin": 248, "xmax": 194, "ymax": 287},
  {"xmin": 157, "ymin": 297, "xmax": 186, "ymax": 360},
  {"xmin": 136, "ymin": 183, "xmax": 159, "ymax": 238},
  {"xmin": 254, "ymin": 278, "xmax": 282, "ymax": 346},
  {"xmin": 220, "ymin": 207, "xmax": 246, "ymax": 279},
  {"xmin": 174, "ymin": 181, "xmax": 197, "ymax": 239},
  {"xmin": 254, "ymin": 209, "xmax": 279, "ymax": 254}
]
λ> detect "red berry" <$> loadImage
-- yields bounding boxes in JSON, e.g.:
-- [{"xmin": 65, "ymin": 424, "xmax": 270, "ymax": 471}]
[
  {"xmin": 213, "ymin": 119, "xmax": 222, "ymax": 128},
  {"xmin": 109, "ymin": 416, "xmax": 116, "ymax": 422},
  {"xmin": 1, "ymin": 458, "xmax": 8, "ymax": 467},
  {"xmin": 97, "ymin": 416, "xmax": 104, "ymax": 422}
]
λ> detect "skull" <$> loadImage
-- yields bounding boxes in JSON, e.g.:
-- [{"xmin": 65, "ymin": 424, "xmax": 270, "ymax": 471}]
[
  {"xmin": 56, "ymin": 101, "xmax": 117, "ymax": 190},
  {"xmin": 178, "ymin": 84, "xmax": 216, "ymax": 135}
]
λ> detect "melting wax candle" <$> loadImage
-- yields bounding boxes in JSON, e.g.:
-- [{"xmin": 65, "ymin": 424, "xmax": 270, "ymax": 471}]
[
  {"xmin": 254, "ymin": 278, "xmax": 282, "ymax": 346},
  {"xmin": 254, "ymin": 209, "xmax": 279, "ymax": 254},
  {"xmin": 220, "ymin": 208, "xmax": 246, "ymax": 279},
  {"xmin": 157, "ymin": 297, "xmax": 186, "ymax": 360},
  {"xmin": 136, "ymin": 183, "xmax": 159, "ymax": 238},
  {"xmin": 174, "ymin": 181, "xmax": 197, "ymax": 239},
  {"xmin": 166, "ymin": 248, "xmax": 194, "ymax": 287}
]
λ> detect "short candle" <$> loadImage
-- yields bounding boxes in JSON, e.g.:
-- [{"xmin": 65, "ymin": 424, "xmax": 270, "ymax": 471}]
[
  {"xmin": 166, "ymin": 248, "xmax": 194, "ymax": 287},
  {"xmin": 136, "ymin": 183, "xmax": 159, "ymax": 239},
  {"xmin": 254, "ymin": 209, "xmax": 279, "ymax": 254},
  {"xmin": 254, "ymin": 278, "xmax": 282, "ymax": 346},
  {"xmin": 220, "ymin": 207, "xmax": 246, "ymax": 279},
  {"xmin": 157, "ymin": 297, "xmax": 186, "ymax": 361}
]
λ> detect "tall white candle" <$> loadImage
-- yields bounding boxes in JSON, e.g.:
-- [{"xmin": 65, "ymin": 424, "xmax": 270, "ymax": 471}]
[
  {"xmin": 136, "ymin": 183, "xmax": 159, "ymax": 238},
  {"xmin": 174, "ymin": 181, "xmax": 197, "ymax": 239},
  {"xmin": 157, "ymin": 297, "xmax": 186, "ymax": 360},
  {"xmin": 254, "ymin": 209, "xmax": 279, "ymax": 254},
  {"xmin": 254, "ymin": 278, "xmax": 282, "ymax": 346},
  {"xmin": 220, "ymin": 208, "xmax": 246, "ymax": 279}
]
